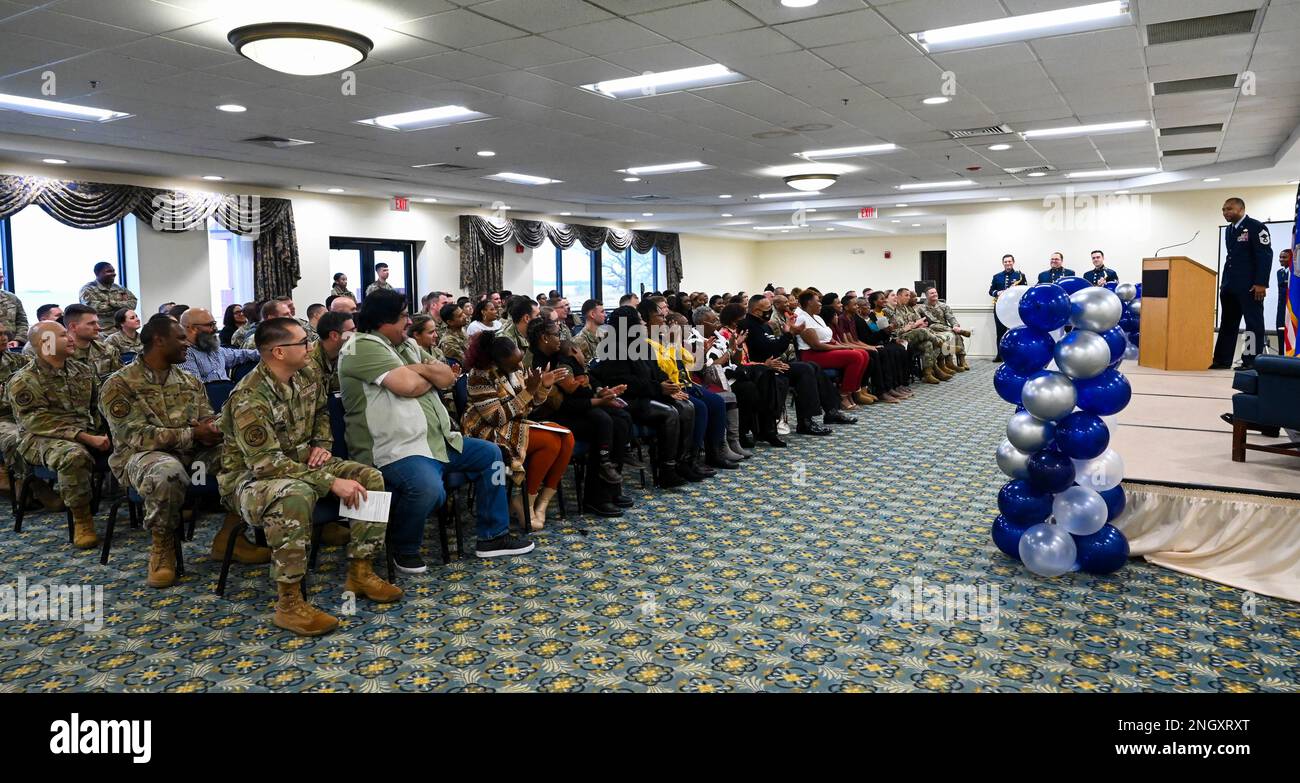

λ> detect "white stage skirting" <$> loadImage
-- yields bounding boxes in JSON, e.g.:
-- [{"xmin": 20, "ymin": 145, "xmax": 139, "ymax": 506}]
[{"xmin": 1116, "ymin": 482, "xmax": 1300, "ymax": 603}]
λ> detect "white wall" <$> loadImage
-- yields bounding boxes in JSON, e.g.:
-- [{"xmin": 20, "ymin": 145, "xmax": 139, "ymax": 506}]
[
  {"xmin": 678, "ymin": 235, "xmax": 759, "ymax": 294},
  {"xmin": 753, "ymin": 233, "xmax": 947, "ymax": 295},
  {"xmin": 130, "ymin": 218, "xmax": 211, "ymax": 316}
]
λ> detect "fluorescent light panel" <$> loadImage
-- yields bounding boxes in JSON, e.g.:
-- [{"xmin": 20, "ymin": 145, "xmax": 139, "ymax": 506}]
[
  {"xmin": 485, "ymin": 172, "xmax": 561, "ymax": 185},
  {"xmin": 1065, "ymin": 167, "xmax": 1159, "ymax": 178},
  {"xmin": 582, "ymin": 64, "xmax": 745, "ymax": 98},
  {"xmin": 624, "ymin": 161, "xmax": 712, "ymax": 175},
  {"xmin": 358, "ymin": 105, "xmax": 487, "ymax": 131},
  {"xmin": 896, "ymin": 180, "xmax": 977, "ymax": 190},
  {"xmin": 912, "ymin": 1, "xmax": 1130, "ymax": 52},
  {"xmin": 0, "ymin": 93, "xmax": 130, "ymax": 123},
  {"xmin": 1022, "ymin": 120, "xmax": 1148, "ymax": 139},
  {"xmin": 798, "ymin": 143, "xmax": 897, "ymax": 159}
]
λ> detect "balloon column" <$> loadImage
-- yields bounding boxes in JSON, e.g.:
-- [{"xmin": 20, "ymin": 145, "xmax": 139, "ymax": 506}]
[
  {"xmin": 1113, "ymin": 282, "xmax": 1141, "ymax": 361},
  {"xmin": 992, "ymin": 279, "xmax": 1131, "ymax": 577}
]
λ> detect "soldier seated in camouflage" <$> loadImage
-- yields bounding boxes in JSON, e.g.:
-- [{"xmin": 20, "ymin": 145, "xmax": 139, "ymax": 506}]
[
  {"xmin": 0, "ymin": 324, "xmax": 31, "ymax": 498},
  {"xmin": 79, "ymin": 261, "xmax": 138, "ymax": 335},
  {"xmin": 0, "ymin": 268, "xmax": 29, "ymax": 348},
  {"xmin": 919, "ymin": 287, "xmax": 972, "ymax": 374},
  {"xmin": 63, "ymin": 303, "xmax": 123, "ymax": 381},
  {"xmin": 104, "ymin": 308, "xmax": 142, "ymax": 357},
  {"xmin": 100, "ymin": 315, "xmax": 271, "ymax": 588},
  {"xmin": 219, "ymin": 317, "xmax": 401, "ymax": 636},
  {"xmin": 9, "ymin": 321, "xmax": 112, "ymax": 548},
  {"xmin": 889, "ymin": 289, "xmax": 954, "ymax": 385}
]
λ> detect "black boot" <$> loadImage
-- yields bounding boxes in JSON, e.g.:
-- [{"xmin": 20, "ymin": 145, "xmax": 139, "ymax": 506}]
[
  {"xmin": 739, "ymin": 432, "xmax": 756, "ymax": 449},
  {"xmin": 678, "ymin": 448, "xmax": 710, "ymax": 481},
  {"xmin": 705, "ymin": 440, "xmax": 740, "ymax": 469},
  {"xmin": 596, "ymin": 450, "xmax": 621, "ymax": 484},
  {"xmin": 621, "ymin": 451, "xmax": 646, "ymax": 469},
  {"xmin": 582, "ymin": 484, "xmax": 624, "ymax": 517},
  {"xmin": 760, "ymin": 426, "xmax": 787, "ymax": 447},
  {"xmin": 609, "ymin": 487, "xmax": 635, "ymax": 508},
  {"xmin": 796, "ymin": 418, "xmax": 832, "ymax": 436},
  {"xmin": 657, "ymin": 461, "xmax": 686, "ymax": 489}
]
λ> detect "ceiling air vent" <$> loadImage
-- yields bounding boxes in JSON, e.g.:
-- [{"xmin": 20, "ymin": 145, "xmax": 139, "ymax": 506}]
[
  {"xmin": 948, "ymin": 124, "xmax": 1014, "ymax": 139},
  {"xmin": 1147, "ymin": 10, "xmax": 1256, "ymax": 45},
  {"xmin": 630, "ymin": 194, "xmax": 672, "ymax": 201},
  {"xmin": 1003, "ymin": 165, "xmax": 1056, "ymax": 175},
  {"xmin": 1160, "ymin": 123, "xmax": 1224, "ymax": 136},
  {"xmin": 1153, "ymin": 74, "xmax": 1239, "ymax": 95},
  {"xmin": 1161, "ymin": 147, "xmax": 1218, "ymax": 156},
  {"xmin": 242, "ymin": 135, "xmax": 314, "ymax": 148},
  {"xmin": 411, "ymin": 163, "xmax": 479, "ymax": 173}
]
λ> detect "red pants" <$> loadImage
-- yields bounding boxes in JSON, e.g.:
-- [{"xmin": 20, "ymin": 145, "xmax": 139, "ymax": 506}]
[
  {"xmin": 804, "ymin": 349, "xmax": 868, "ymax": 394},
  {"xmin": 526, "ymin": 424, "xmax": 574, "ymax": 495}
]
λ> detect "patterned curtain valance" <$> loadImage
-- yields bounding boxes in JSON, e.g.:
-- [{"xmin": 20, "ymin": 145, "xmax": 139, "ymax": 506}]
[
  {"xmin": 459, "ymin": 215, "xmax": 683, "ymax": 297},
  {"xmin": 0, "ymin": 175, "xmax": 301, "ymax": 299}
]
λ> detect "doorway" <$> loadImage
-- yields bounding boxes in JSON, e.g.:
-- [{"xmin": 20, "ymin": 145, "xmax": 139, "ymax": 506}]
[
  {"xmin": 329, "ymin": 237, "xmax": 417, "ymax": 311},
  {"xmin": 920, "ymin": 250, "xmax": 948, "ymax": 300}
]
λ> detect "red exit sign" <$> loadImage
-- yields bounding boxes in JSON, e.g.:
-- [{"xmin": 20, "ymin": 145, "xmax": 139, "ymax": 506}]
[
  {"xmin": 858, "ymin": 207, "xmax": 877, "ymax": 219},
  {"xmin": 391, "ymin": 196, "xmax": 409, "ymax": 212}
]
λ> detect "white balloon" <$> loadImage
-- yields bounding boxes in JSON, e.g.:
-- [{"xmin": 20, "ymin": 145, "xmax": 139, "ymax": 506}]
[
  {"xmin": 1019, "ymin": 523, "xmax": 1078, "ymax": 577},
  {"xmin": 1072, "ymin": 448, "xmax": 1124, "ymax": 492},
  {"xmin": 1052, "ymin": 486, "xmax": 1108, "ymax": 536},
  {"xmin": 996, "ymin": 286, "xmax": 1028, "ymax": 329}
]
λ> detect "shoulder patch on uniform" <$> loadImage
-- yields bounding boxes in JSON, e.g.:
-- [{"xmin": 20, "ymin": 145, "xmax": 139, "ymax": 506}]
[
  {"xmin": 244, "ymin": 424, "xmax": 269, "ymax": 447},
  {"xmin": 109, "ymin": 397, "xmax": 131, "ymax": 419},
  {"xmin": 1260, "ymin": 230, "xmax": 1270, "ymax": 246},
  {"xmin": 12, "ymin": 389, "xmax": 33, "ymax": 407}
]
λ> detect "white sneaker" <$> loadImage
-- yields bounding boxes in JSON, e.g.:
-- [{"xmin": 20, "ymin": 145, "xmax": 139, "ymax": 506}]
[{"xmin": 776, "ymin": 418, "xmax": 791, "ymax": 435}]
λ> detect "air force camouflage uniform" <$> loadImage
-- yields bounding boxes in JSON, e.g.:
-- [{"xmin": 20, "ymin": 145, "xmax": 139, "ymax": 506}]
[
  {"xmin": 78, "ymin": 281, "xmax": 138, "ymax": 334},
  {"xmin": 918, "ymin": 300, "xmax": 966, "ymax": 359},
  {"xmin": 73, "ymin": 339, "xmax": 123, "ymax": 380},
  {"xmin": 0, "ymin": 291, "xmax": 29, "ymax": 345},
  {"xmin": 218, "ymin": 363, "xmax": 385, "ymax": 585},
  {"xmin": 8, "ymin": 358, "xmax": 106, "ymax": 510},
  {"xmin": 889, "ymin": 302, "xmax": 948, "ymax": 370},
  {"xmin": 0, "ymin": 350, "xmax": 32, "ymax": 476}
]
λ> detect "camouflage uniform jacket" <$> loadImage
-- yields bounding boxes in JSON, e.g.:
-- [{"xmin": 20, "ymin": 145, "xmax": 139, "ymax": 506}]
[
  {"xmin": 99, "ymin": 360, "xmax": 214, "ymax": 482},
  {"xmin": 306, "ymin": 341, "xmax": 340, "ymax": 397},
  {"xmin": 0, "ymin": 350, "xmax": 32, "ymax": 421},
  {"xmin": 104, "ymin": 329, "xmax": 143, "ymax": 355},
  {"xmin": 229, "ymin": 323, "xmax": 255, "ymax": 348},
  {"xmin": 438, "ymin": 328, "xmax": 468, "ymax": 363},
  {"xmin": 918, "ymin": 301, "xmax": 958, "ymax": 331},
  {"xmin": 8, "ymin": 358, "xmax": 105, "ymax": 449},
  {"xmin": 365, "ymin": 280, "xmax": 394, "ymax": 297},
  {"xmin": 573, "ymin": 325, "xmax": 604, "ymax": 364},
  {"xmin": 0, "ymin": 291, "xmax": 29, "ymax": 343},
  {"xmin": 73, "ymin": 339, "xmax": 122, "ymax": 380},
  {"xmin": 78, "ymin": 281, "xmax": 138, "ymax": 333}
]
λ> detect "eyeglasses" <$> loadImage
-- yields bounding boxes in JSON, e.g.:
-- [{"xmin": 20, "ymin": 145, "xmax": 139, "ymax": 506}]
[
  {"xmin": 272, "ymin": 337, "xmax": 311, "ymax": 350},
  {"xmin": 198, "ymin": 321, "xmax": 217, "ymax": 330}
]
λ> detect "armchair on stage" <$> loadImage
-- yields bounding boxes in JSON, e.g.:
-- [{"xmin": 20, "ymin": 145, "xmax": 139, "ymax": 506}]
[{"xmin": 1230, "ymin": 355, "xmax": 1300, "ymax": 462}]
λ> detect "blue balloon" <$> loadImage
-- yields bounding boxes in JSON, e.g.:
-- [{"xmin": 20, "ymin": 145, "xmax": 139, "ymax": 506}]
[
  {"xmin": 1099, "ymin": 326, "xmax": 1128, "ymax": 363},
  {"xmin": 1134, "ymin": 283, "xmax": 1142, "ymax": 299},
  {"xmin": 1074, "ymin": 524, "xmax": 1129, "ymax": 574},
  {"xmin": 1055, "ymin": 276, "xmax": 1090, "ymax": 295},
  {"xmin": 1000, "ymin": 326, "xmax": 1056, "ymax": 374},
  {"xmin": 994, "ymin": 363, "xmax": 1030, "ymax": 405},
  {"xmin": 1075, "ymin": 368, "xmax": 1132, "ymax": 416},
  {"xmin": 1098, "ymin": 485, "xmax": 1126, "ymax": 522},
  {"xmin": 1105, "ymin": 282, "xmax": 1119, "ymax": 292},
  {"xmin": 1018, "ymin": 284, "xmax": 1072, "ymax": 331},
  {"xmin": 1055, "ymin": 411, "xmax": 1110, "ymax": 460},
  {"xmin": 998, "ymin": 479, "xmax": 1053, "ymax": 525},
  {"xmin": 1119, "ymin": 311, "xmax": 1140, "ymax": 332},
  {"xmin": 1126, "ymin": 330, "xmax": 1139, "ymax": 347},
  {"xmin": 991, "ymin": 515, "xmax": 1032, "ymax": 560},
  {"xmin": 1027, "ymin": 449, "xmax": 1076, "ymax": 494}
]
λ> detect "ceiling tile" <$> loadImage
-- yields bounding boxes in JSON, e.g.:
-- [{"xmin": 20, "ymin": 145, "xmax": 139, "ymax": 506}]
[
  {"xmin": 730, "ymin": 0, "xmax": 872, "ymax": 25},
  {"xmin": 685, "ymin": 28, "xmax": 800, "ymax": 64},
  {"xmin": 631, "ymin": 0, "xmax": 762, "ymax": 41},
  {"xmin": 395, "ymin": 9, "xmax": 528, "ymax": 49},
  {"xmin": 773, "ymin": 9, "xmax": 896, "ymax": 48},
  {"xmin": 400, "ymin": 50, "xmax": 515, "ymax": 81},
  {"xmin": 52, "ymin": 0, "xmax": 214, "ymax": 35},
  {"xmin": 873, "ymin": 0, "xmax": 1009, "ymax": 34},
  {"xmin": 600, "ymin": 41, "xmax": 715, "ymax": 71},
  {"xmin": 542, "ymin": 17, "xmax": 668, "ymax": 56},
  {"xmin": 467, "ymin": 36, "xmax": 587, "ymax": 68},
  {"xmin": 472, "ymin": 0, "xmax": 613, "ymax": 32}
]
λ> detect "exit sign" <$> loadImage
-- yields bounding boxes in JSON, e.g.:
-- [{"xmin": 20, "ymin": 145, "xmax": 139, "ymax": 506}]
[
  {"xmin": 858, "ymin": 207, "xmax": 877, "ymax": 219},
  {"xmin": 391, "ymin": 196, "xmax": 409, "ymax": 212}
]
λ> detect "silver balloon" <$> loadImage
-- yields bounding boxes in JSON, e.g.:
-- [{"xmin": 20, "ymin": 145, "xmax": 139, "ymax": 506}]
[
  {"xmin": 1115, "ymin": 282, "xmax": 1138, "ymax": 303},
  {"xmin": 1128, "ymin": 298, "xmax": 1142, "ymax": 317},
  {"xmin": 1007, "ymin": 411, "xmax": 1056, "ymax": 452},
  {"xmin": 1072, "ymin": 448, "xmax": 1125, "ymax": 491},
  {"xmin": 1021, "ymin": 371, "xmax": 1077, "ymax": 422},
  {"xmin": 1018, "ymin": 522, "xmax": 1078, "ymax": 577},
  {"xmin": 1069, "ymin": 286, "xmax": 1123, "ymax": 332},
  {"xmin": 1054, "ymin": 330, "xmax": 1112, "ymax": 380},
  {"xmin": 1122, "ymin": 342, "xmax": 1139, "ymax": 361},
  {"xmin": 995, "ymin": 286, "xmax": 1028, "ymax": 329},
  {"xmin": 1052, "ymin": 486, "xmax": 1108, "ymax": 536},
  {"xmin": 996, "ymin": 439, "xmax": 1033, "ymax": 479}
]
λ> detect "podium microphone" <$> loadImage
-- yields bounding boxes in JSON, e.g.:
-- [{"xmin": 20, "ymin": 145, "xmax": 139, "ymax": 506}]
[{"xmin": 1154, "ymin": 230, "xmax": 1199, "ymax": 258}]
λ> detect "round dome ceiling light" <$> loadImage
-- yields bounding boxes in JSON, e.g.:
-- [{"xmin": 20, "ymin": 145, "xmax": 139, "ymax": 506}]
[
  {"xmin": 228, "ymin": 22, "xmax": 373, "ymax": 76},
  {"xmin": 784, "ymin": 173, "xmax": 838, "ymax": 192}
]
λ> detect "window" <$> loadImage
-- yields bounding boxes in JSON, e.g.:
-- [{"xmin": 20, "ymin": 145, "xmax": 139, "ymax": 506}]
[
  {"xmin": 599, "ymin": 247, "xmax": 660, "ymax": 306},
  {"xmin": 531, "ymin": 246, "xmax": 557, "ymax": 297},
  {"xmin": 329, "ymin": 237, "xmax": 416, "ymax": 311},
  {"xmin": 208, "ymin": 219, "xmax": 255, "ymax": 314},
  {"xmin": 601, "ymin": 248, "xmax": 628, "ymax": 307},
  {"xmin": 560, "ymin": 243, "xmax": 594, "ymax": 304},
  {"xmin": 4, "ymin": 206, "xmax": 125, "ymax": 321}
]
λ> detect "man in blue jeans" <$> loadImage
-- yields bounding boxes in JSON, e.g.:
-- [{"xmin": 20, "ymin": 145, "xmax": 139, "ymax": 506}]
[{"xmin": 338, "ymin": 289, "xmax": 533, "ymax": 573}]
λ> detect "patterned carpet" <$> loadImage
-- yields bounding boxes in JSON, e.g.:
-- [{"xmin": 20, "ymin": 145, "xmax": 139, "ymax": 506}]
[{"xmin": 1, "ymin": 361, "xmax": 1297, "ymax": 693}]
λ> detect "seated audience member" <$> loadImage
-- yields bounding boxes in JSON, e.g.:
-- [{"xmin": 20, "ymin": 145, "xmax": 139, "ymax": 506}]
[
  {"xmin": 0, "ymin": 324, "xmax": 32, "ymax": 497},
  {"xmin": 306, "ymin": 303, "xmax": 326, "ymax": 334},
  {"xmin": 100, "ymin": 315, "xmax": 269, "ymax": 588},
  {"xmin": 158, "ymin": 302, "xmax": 176, "ymax": 315},
  {"xmin": 243, "ymin": 299, "xmax": 319, "ymax": 349},
  {"xmin": 527, "ymin": 318, "xmax": 635, "ymax": 517},
  {"xmin": 105, "ymin": 308, "xmax": 142, "ymax": 356},
  {"xmin": 228, "ymin": 301, "xmax": 260, "ymax": 347},
  {"xmin": 794, "ymin": 291, "xmax": 871, "ymax": 410},
  {"xmin": 919, "ymin": 287, "xmax": 971, "ymax": 373},
  {"xmin": 220, "ymin": 317, "xmax": 401, "ymax": 636},
  {"xmin": 750, "ymin": 296, "xmax": 850, "ymax": 435},
  {"xmin": 179, "ymin": 307, "xmax": 259, "ymax": 382},
  {"xmin": 499, "ymin": 295, "xmax": 536, "ymax": 358},
  {"xmin": 308, "ymin": 310, "xmax": 354, "ymax": 397},
  {"xmin": 219, "ymin": 304, "xmax": 246, "ymax": 347},
  {"xmin": 723, "ymin": 301, "xmax": 789, "ymax": 447},
  {"xmin": 664, "ymin": 310, "xmax": 734, "ymax": 469},
  {"xmin": 168, "ymin": 304, "xmax": 190, "ymax": 322},
  {"xmin": 36, "ymin": 303, "xmax": 63, "ymax": 324},
  {"xmin": 592, "ymin": 306, "xmax": 694, "ymax": 487},
  {"xmin": 462, "ymin": 331, "xmax": 574, "ymax": 529},
  {"xmin": 63, "ymin": 303, "xmax": 122, "ymax": 380},
  {"xmin": 821, "ymin": 293, "xmax": 880, "ymax": 404},
  {"xmin": 328, "ymin": 294, "xmax": 358, "ymax": 315},
  {"xmin": 641, "ymin": 301, "xmax": 723, "ymax": 474},
  {"xmin": 339, "ymin": 290, "xmax": 533, "ymax": 572},
  {"xmin": 890, "ymin": 289, "xmax": 952, "ymax": 384},
  {"xmin": 573, "ymin": 299, "xmax": 606, "ymax": 364},
  {"xmin": 409, "ymin": 312, "xmax": 466, "ymax": 416},
  {"xmin": 619, "ymin": 292, "xmax": 639, "ymax": 309},
  {"xmin": 10, "ymin": 321, "xmax": 111, "ymax": 548},
  {"xmin": 689, "ymin": 305, "xmax": 752, "ymax": 461},
  {"xmin": 857, "ymin": 292, "xmax": 914, "ymax": 402},
  {"xmin": 467, "ymin": 298, "xmax": 501, "ymax": 339},
  {"xmin": 426, "ymin": 291, "xmax": 453, "ymax": 324},
  {"xmin": 437, "ymin": 303, "xmax": 470, "ymax": 365}
]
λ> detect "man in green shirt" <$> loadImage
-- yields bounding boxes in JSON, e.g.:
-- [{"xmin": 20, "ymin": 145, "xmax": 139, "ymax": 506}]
[{"xmin": 339, "ymin": 289, "xmax": 534, "ymax": 574}]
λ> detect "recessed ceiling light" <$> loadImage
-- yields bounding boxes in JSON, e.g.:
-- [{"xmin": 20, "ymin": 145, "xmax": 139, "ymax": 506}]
[
  {"xmin": 719, "ymin": 194, "xmax": 732, "ymax": 198},
  {"xmin": 797, "ymin": 143, "xmax": 897, "ymax": 159},
  {"xmin": 423, "ymin": 198, "xmax": 437, "ymax": 203},
  {"xmin": 895, "ymin": 203, "xmax": 908, "ymax": 207},
  {"xmin": 891, "ymin": 219, "xmax": 901, "ymax": 223},
  {"xmin": 912, "ymin": 1, "xmax": 1131, "ymax": 53},
  {"xmin": 228, "ymin": 22, "xmax": 373, "ymax": 76},
  {"xmin": 1065, "ymin": 167, "xmax": 1159, "ymax": 179},
  {"xmin": 1022, "ymin": 120, "xmax": 1148, "ymax": 139},
  {"xmin": 625, "ymin": 219, "xmax": 636, "ymax": 222},
  {"xmin": 623, "ymin": 177, "xmax": 641, "ymax": 182},
  {"xmin": 0, "ymin": 93, "xmax": 130, "ymax": 123},
  {"xmin": 642, "ymin": 212, "xmax": 654, "ymax": 217},
  {"xmin": 477, "ymin": 150, "xmax": 496, "ymax": 157},
  {"xmin": 216, "ymin": 104, "xmax": 247, "ymax": 113},
  {"xmin": 785, "ymin": 173, "xmax": 838, "ymax": 191},
  {"xmin": 624, "ymin": 161, "xmax": 711, "ymax": 175},
  {"xmin": 1203, "ymin": 177, "xmax": 1221, "ymax": 182},
  {"xmin": 781, "ymin": 0, "xmax": 819, "ymax": 8},
  {"xmin": 358, "ymin": 105, "xmax": 488, "ymax": 132},
  {"xmin": 560, "ymin": 211, "xmax": 572, "ymax": 216},
  {"xmin": 897, "ymin": 179, "xmax": 976, "ymax": 190},
  {"xmin": 327, "ymin": 188, "xmax": 344, "ymax": 193},
  {"xmin": 922, "ymin": 96, "xmax": 950, "ymax": 105},
  {"xmin": 721, "ymin": 213, "xmax": 733, "ymax": 217},
  {"xmin": 582, "ymin": 63, "xmax": 744, "ymax": 98},
  {"xmin": 826, "ymin": 227, "xmax": 835, "ymax": 231},
  {"xmin": 988, "ymin": 143, "xmax": 1011, "ymax": 151},
  {"xmin": 1114, "ymin": 190, "xmax": 1130, "ymax": 194},
  {"xmin": 485, "ymin": 172, "xmax": 561, "ymax": 185},
  {"xmin": 998, "ymin": 197, "xmax": 1012, "ymax": 201},
  {"xmin": 912, "ymin": 223, "xmax": 921, "ymax": 227},
  {"xmin": 806, "ymin": 208, "xmax": 817, "ymax": 212},
  {"xmin": 42, "ymin": 158, "xmax": 67, "ymax": 165},
  {"xmin": 1027, "ymin": 171, "xmax": 1047, "ymax": 177},
  {"xmin": 202, "ymin": 175, "xmax": 224, "ymax": 181}
]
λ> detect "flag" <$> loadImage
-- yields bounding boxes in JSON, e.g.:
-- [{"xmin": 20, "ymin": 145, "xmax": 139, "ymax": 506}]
[{"xmin": 1289, "ymin": 184, "xmax": 1299, "ymax": 356}]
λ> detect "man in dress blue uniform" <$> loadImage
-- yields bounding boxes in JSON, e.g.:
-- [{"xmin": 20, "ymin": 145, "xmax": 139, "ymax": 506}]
[
  {"xmin": 1276, "ymin": 248, "xmax": 1292, "ymax": 353},
  {"xmin": 989, "ymin": 254, "xmax": 1028, "ymax": 362},
  {"xmin": 1083, "ymin": 250, "xmax": 1119, "ymax": 286},
  {"xmin": 1211, "ymin": 197, "xmax": 1272, "ymax": 370},
  {"xmin": 1037, "ymin": 252, "xmax": 1075, "ymax": 283}
]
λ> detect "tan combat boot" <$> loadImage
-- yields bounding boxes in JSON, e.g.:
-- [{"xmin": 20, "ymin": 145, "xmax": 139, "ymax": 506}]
[
  {"xmin": 273, "ymin": 581, "xmax": 339, "ymax": 636},
  {"xmin": 853, "ymin": 389, "xmax": 876, "ymax": 405},
  {"xmin": 944, "ymin": 355, "xmax": 959, "ymax": 374},
  {"xmin": 958, "ymin": 354, "xmax": 971, "ymax": 371},
  {"xmin": 344, "ymin": 559, "xmax": 403, "ymax": 603},
  {"xmin": 147, "ymin": 528, "xmax": 177, "ymax": 588},
  {"xmin": 72, "ymin": 506, "xmax": 98, "ymax": 549},
  {"xmin": 922, "ymin": 368, "xmax": 941, "ymax": 384},
  {"xmin": 31, "ymin": 479, "xmax": 66, "ymax": 512},
  {"xmin": 210, "ymin": 513, "xmax": 272, "ymax": 564}
]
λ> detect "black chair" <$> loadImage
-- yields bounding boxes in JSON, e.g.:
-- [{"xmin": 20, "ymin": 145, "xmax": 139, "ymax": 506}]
[
  {"xmin": 14, "ymin": 454, "xmax": 112, "ymax": 535},
  {"xmin": 205, "ymin": 380, "xmax": 235, "ymax": 413},
  {"xmin": 98, "ymin": 485, "xmax": 185, "ymax": 579},
  {"xmin": 230, "ymin": 360, "xmax": 256, "ymax": 384},
  {"xmin": 217, "ymin": 498, "xmax": 341, "ymax": 598},
  {"xmin": 328, "ymin": 394, "xmax": 347, "ymax": 459}
]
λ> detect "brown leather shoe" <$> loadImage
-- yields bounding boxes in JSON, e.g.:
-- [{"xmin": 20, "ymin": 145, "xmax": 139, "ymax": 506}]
[
  {"xmin": 147, "ymin": 529, "xmax": 177, "ymax": 588},
  {"xmin": 211, "ymin": 513, "xmax": 271, "ymax": 564},
  {"xmin": 273, "ymin": 581, "xmax": 338, "ymax": 636},
  {"xmin": 72, "ymin": 507, "xmax": 98, "ymax": 549},
  {"xmin": 345, "ymin": 559, "xmax": 403, "ymax": 603}
]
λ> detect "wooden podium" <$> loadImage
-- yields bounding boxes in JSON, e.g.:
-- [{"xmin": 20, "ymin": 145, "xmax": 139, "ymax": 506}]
[{"xmin": 1139, "ymin": 256, "xmax": 1217, "ymax": 370}]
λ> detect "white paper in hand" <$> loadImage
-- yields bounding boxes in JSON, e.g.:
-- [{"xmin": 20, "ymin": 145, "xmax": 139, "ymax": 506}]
[{"xmin": 340, "ymin": 490, "xmax": 392, "ymax": 523}]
